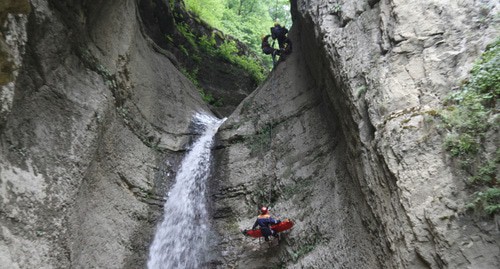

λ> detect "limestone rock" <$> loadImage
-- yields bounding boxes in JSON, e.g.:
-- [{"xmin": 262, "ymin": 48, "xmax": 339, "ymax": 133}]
[
  {"xmin": 212, "ymin": 0, "xmax": 499, "ymax": 268},
  {"xmin": 1, "ymin": 0, "xmax": 499, "ymax": 268},
  {"xmin": 0, "ymin": 0, "xmax": 210, "ymax": 268}
]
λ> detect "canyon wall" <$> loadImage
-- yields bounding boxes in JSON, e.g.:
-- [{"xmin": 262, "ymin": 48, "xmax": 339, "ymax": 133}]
[
  {"xmin": 212, "ymin": 0, "xmax": 499, "ymax": 268},
  {"xmin": 0, "ymin": 0, "xmax": 215, "ymax": 268},
  {"xmin": 1, "ymin": 0, "xmax": 498, "ymax": 268}
]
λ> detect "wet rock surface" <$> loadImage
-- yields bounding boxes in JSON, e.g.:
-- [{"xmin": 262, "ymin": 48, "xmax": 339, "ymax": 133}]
[
  {"xmin": 0, "ymin": 0, "xmax": 209, "ymax": 268},
  {"xmin": 0, "ymin": 0, "xmax": 499, "ymax": 268},
  {"xmin": 212, "ymin": 0, "xmax": 499, "ymax": 268}
]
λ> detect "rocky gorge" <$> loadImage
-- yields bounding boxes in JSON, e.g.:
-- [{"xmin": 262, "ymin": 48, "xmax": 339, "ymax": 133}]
[{"xmin": 0, "ymin": 0, "xmax": 499, "ymax": 268}]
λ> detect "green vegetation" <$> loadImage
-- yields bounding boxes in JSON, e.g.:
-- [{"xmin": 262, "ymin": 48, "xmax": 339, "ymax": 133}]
[
  {"xmin": 330, "ymin": 3, "xmax": 342, "ymax": 15},
  {"xmin": 184, "ymin": 0, "xmax": 292, "ymax": 69},
  {"xmin": 469, "ymin": 158, "xmax": 498, "ymax": 185},
  {"xmin": 467, "ymin": 188, "xmax": 500, "ymax": 215},
  {"xmin": 199, "ymin": 88, "xmax": 223, "ymax": 106},
  {"xmin": 183, "ymin": 0, "xmax": 225, "ymax": 29},
  {"xmin": 171, "ymin": 1, "xmax": 292, "ymax": 105},
  {"xmin": 180, "ymin": 66, "xmax": 224, "ymax": 106},
  {"xmin": 440, "ymin": 38, "xmax": 499, "ymax": 215},
  {"xmin": 180, "ymin": 67, "xmax": 199, "ymax": 86},
  {"xmin": 176, "ymin": 20, "xmax": 265, "ymax": 83},
  {"xmin": 206, "ymin": 37, "xmax": 265, "ymax": 82},
  {"xmin": 177, "ymin": 22, "xmax": 198, "ymax": 50}
]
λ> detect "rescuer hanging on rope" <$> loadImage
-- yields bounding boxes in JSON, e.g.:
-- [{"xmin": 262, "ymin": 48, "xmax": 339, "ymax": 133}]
[
  {"xmin": 261, "ymin": 34, "xmax": 279, "ymax": 66},
  {"xmin": 261, "ymin": 22, "xmax": 292, "ymax": 66},
  {"xmin": 242, "ymin": 207, "xmax": 294, "ymax": 241},
  {"xmin": 251, "ymin": 206, "xmax": 281, "ymax": 241},
  {"xmin": 270, "ymin": 22, "xmax": 292, "ymax": 54}
]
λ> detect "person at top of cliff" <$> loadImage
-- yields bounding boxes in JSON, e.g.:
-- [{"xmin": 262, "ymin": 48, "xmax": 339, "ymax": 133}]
[
  {"xmin": 270, "ymin": 22, "xmax": 292, "ymax": 54},
  {"xmin": 252, "ymin": 206, "xmax": 281, "ymax": 241},
  {"xmin": 261, "ymin": 34, "xmax": 279, "ymax": 65}
]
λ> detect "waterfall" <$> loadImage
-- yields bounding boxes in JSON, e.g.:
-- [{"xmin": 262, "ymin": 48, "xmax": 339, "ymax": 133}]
[{"xmin": 147, "ymin": 113, "xmax": 225, "ymax": 269}]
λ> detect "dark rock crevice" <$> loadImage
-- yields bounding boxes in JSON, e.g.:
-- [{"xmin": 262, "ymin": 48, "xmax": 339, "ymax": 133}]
[
  {"xmin": 212, "ymin": 0, "xmax": 499, "ymax": 268},
  {"xmin": 211, "ymin": 12, "xmax": 393, "ymax": 267}
]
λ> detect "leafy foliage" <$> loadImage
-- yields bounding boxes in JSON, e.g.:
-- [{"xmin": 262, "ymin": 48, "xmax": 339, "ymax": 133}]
[
  {"xmin": 180, "ymin": 67, "xmax": 199, "ymax": 86},
  {"xmin": 172, "ymin": 4, "xmax": 270, "ymax": 106},
  {"xmin": 184, "ymin": 0, "xmax": 292, "ymax": 70},
  {"xmin": 467, "ymin": 188, "xmax": 500, "ymax": 215},
  {"xmin": 177, "ymin": 22, "xmax": 198, "ymax": 50},
  {"xmin": 441, "ymin": 38, "xmax": 499, "ymax": 159},
  {"xmin": 469, "ymin": 38, "xmax": 500, "ymax": 96},
  {"xmin": 198, "ymin": 34, "xmax": 217, "ymax": 56},
  {"xmin": 216, "ymin": 40, "xmax": 265, "ymax": 82},
  {"xmin": 330, "ymin": 3, "xmax": 342, "ymax": 14},
  {"xmin": 218, "ymin": 40, "xmax": 239, "ymax": 60},
  {"xmin": 469, "ymin": 158, "xmax": 498, "ymax": 186},
  {"xmin": 184, "ymin": 0, "xmax": 225, "ymax": 29},
  {"xmin": 440, "ymin": 37, "xmax": 499, "ymax": 215},
  {"xmin": 197, "ymin": 32, "xmax": 265, "ymax": 82},
  {"xmin": 199, "ymin": 88, "xmax": 223, "ymax": 106}
]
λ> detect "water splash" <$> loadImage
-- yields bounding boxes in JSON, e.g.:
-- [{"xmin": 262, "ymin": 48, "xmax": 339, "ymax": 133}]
[{"xmin": 147, "ymin": 113, "xmax": 225, "ymax": 269}]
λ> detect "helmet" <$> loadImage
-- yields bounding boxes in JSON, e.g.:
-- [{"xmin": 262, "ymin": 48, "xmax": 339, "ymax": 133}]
[{"xmin": 260, "ymin": 207, "xmax": 268, "ymax": 214}]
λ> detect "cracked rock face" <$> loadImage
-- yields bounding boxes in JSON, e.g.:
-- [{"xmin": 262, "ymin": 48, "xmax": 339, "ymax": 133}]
[
  {"xmin": 0, "ymin": 0, "xmax": 499, "ymax": 268},
  {"xmin": 0, "ymin": 0, "xmax": 211, "ymax": 268},
  {"xmin": 211, "ymin": 0, "xmax": 499, "ymax": 268}
]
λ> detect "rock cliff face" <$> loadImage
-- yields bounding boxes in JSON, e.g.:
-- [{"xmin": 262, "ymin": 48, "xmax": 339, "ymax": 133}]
[
  {"xmin": 212, "ymin": 0, "xmax": 499, "ymax": 268},
  {"xmin": 0, "ymin": 0, "xmax": 216, "ymax": 268},
  {"xmin": 1, "ymin": 0, "xmax": 499, "ymax": 268},
  {"xmin": 138, "ymin": 0, "xmax": 260, "ymax": 117}
]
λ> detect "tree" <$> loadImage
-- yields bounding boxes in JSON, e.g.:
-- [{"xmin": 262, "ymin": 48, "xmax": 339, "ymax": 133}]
[
  {"xmin": 183, "ymin": 0, "xmax": 292, "ymax": 69},
  {"xmin": 268, "ymin": 0, "xmax": 291, "ymax": 27}
]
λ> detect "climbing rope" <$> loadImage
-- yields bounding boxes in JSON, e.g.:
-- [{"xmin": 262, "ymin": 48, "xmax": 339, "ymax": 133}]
[
  {"xmin": 265, "ymin": 76, "xmax": 279, "ymax": 206},
  {"xmin": 267, "ymin": 121, "xmax": 273, "ymax": 205},
  {"xmin": 255, "ymin": 53, "xmax": 280, "ymax": 209}
]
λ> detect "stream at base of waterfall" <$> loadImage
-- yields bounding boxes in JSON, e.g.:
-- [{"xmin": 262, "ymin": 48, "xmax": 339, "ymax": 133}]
[{"xmin": 147, "ymin": 113, "xmax": 226, "ymax": 269}]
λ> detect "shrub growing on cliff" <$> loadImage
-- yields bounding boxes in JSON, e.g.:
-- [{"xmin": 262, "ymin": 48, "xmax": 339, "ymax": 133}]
[
  {"xmin": 200, "ymin": 37, "xmax": 265, "ymax": 83},
  {"xmin": 441, "ymin": 37, "xmax": 499, "ymax": 215},
  {"xmin": 178, "ymin": 23, "xmax": 198, "ymax": 50},
  {"xmin": 199, "ymin": 88, "xmax": 223, "ymax": 107},
  {"xmin": 441, "ymin": 38, "xmax": 499, "ymax": 159},
  {"xmin": 184, "ymin": 0, "xmax": 292, "ymax": 72},
  {"xmin": 468, "ymin": 188, "xmax": 500, "ymax": 215},
  {"xmin": 199, "ymin": 34, "xmax": 217, "ymax": 56}
]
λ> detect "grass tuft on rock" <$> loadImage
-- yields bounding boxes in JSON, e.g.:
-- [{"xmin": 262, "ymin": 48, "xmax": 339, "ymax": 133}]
[{"xmin": 440, "ymin": 37, "xmax": 499, "ymax": 215}]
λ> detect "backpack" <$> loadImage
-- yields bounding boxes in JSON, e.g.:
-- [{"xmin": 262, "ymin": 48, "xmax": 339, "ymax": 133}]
[{"xmin": 271, "ymin": 25, "xmax": 287, "ymax": 39}]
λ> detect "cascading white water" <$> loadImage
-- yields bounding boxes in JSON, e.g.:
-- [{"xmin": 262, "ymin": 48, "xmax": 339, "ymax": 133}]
[{"xmin": 147, "ymin": 113, "xmax": 225, "ymax": 269}]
